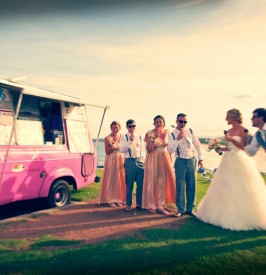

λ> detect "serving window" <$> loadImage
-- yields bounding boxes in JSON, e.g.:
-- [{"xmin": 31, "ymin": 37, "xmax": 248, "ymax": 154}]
[{"xmin": 0, "ymin": 88, "xmax": 64, "ymax": 146}]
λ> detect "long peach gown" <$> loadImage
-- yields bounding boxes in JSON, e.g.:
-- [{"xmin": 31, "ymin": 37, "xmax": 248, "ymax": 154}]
[
  {"xmin": 142, "ymin": 130, "xmax": 176, "ymax": 210},
  {"xmin": 99, "ymin": 136, "xmax": 126, "ymax": 204}
]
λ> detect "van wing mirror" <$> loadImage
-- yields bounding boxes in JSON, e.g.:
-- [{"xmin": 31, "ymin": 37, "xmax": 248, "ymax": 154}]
[{"xmin": 81, "ymin": 153, "xmax": 94, "ymax": 177}]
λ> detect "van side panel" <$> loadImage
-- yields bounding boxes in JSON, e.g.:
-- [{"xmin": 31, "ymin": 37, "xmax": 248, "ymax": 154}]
[{"xmin": 0, "ymin": 146, "xmax": 97, "ymax": 206}]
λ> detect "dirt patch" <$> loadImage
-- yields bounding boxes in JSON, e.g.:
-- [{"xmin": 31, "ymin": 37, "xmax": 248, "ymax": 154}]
[{"xmin": 0, "ymin": 199, "xmax": 188, "ymax": 244}]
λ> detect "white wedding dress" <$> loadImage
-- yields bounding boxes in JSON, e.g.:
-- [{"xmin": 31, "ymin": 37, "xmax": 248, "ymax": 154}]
[{"xmin": 197, "ymin": 136, "xmax": 266, "ymax": 231}]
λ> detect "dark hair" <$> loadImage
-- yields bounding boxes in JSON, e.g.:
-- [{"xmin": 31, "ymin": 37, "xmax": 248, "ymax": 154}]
[
  {"xmin": 126, "ymin": 119, "xmax": 135, "ymax": 126},
  {"xmin": 153, "ymin": 115, "xmax": 165, "ymax": 126},
  {"xmin": 110, "ymin": 121, "xmax": 121, "ymax": 128},
  {"xmin": 177, "ymin": 113, "xmax": 187, "ymax": 118},
  {"xmin": 253, "ymin": 108, "xmax": 266, "ymax": 122}
]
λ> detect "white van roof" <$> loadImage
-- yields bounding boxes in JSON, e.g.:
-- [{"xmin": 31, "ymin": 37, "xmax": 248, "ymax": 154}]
[{"xmin": 0, "ymin": 78, "xmax": 109, "ymax": 109}]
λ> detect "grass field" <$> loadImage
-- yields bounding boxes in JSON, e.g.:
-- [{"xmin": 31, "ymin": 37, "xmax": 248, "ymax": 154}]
[{"xmin": 0, "ymin": 171, "xmax": 265, "ymax": 275}]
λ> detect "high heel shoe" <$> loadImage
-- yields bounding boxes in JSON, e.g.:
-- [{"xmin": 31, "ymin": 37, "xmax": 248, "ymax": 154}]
[
  {"xmin": 148, "ymin": 208, "xmax": 157, "ymax": 214},
  {"xmin": 157, "ymin": 208, "xmax": 170, "ymax": 215}
]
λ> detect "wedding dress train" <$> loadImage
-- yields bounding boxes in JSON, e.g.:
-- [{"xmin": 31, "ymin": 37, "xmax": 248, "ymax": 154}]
[{"xmin": 197, "ymin": 136, "xmax": 266, "ymax": 231}]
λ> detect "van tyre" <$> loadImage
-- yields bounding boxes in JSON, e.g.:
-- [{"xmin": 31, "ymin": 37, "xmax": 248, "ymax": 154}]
[{"xmin": 47, "ymin": 180, "xmax": 71, "ymax": 208}]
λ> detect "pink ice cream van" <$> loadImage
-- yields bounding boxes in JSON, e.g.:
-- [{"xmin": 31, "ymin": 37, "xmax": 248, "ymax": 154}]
[{"xmin": 0, "ymin": 78, "xmax": 108, "ymax": 208}]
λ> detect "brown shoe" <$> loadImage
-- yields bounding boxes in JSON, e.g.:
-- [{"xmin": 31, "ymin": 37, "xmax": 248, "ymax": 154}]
[{"xmin": 173, "ymin": 212, "xmax": 184, "ymax": 218}]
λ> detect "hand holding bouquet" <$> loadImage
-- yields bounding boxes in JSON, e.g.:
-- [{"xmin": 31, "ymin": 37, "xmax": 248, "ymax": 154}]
[
  {"xmin": 208, "ymin": 137, "xmax": 223, "ymax": 155},
  {"xmin": 149, "ymin": 131, "xmax": 164, "ymax": 149}
]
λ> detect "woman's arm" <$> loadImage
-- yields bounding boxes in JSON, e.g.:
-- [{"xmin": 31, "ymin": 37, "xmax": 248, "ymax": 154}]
[
  {"xmin": 225, "ymin": 130, "xmax": 248, "ymax": 150},
  {"xmin": 104, "ymin": 136, "xmax": 118, "ymax": 155},
  {"xmin": 145, "ymin": 132, "xmax": 155, "ymax": 153}
]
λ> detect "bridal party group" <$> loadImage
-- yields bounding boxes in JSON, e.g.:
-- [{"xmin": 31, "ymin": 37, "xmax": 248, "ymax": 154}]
[{"xmin": 98, "ymin": 108, "xmax": 266, "ymax": 231}]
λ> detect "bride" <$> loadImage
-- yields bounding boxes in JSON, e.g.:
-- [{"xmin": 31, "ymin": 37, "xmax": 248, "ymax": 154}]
[{"xmin": 197, "ymin": 108, "xmax": 266, "ymax": 231}]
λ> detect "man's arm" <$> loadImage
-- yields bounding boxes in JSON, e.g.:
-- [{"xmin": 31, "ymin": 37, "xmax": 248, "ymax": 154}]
[
  {"xmin": 168, "ymin": 131, "xmax": 179, "ymax": 154},
  {"xmin": 245, "ymin": 133, "xmax": 260, "ymax": 156},
  {"xmin": 192, "ymin": 131, "xmax": 203, "ymax": 161},
  {"xmin": 119, "ymin": 134, "xmax": 130, "ymax": 153}
]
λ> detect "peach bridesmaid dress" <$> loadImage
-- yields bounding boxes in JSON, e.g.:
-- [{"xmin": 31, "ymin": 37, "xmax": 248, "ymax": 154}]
[
  {"xmin": 99, "ymin": 135, "xmax": 126, "ymax": 205},
  {"xmin": 142, "ymin": 130, "xmax": 176, "ymax": 212}
]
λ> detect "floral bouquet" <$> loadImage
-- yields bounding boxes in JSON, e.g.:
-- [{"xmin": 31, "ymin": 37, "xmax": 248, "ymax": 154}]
[
  {"xmin": 208, "ymin": 137, "xmax": 223, "ymax": 155},
  {"xmin": 149, "ymin": 134, "xmax": 157, "ymax": 143}
]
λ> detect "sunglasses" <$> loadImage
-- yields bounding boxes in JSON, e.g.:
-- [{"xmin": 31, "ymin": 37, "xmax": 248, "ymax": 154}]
[
  {"xmin": 128, "ymin": 125, "xmax": 136, "ymax": 128},
  {"xmin": 178, "ymin": 120, "xmax": 187, "ymax": 124}
]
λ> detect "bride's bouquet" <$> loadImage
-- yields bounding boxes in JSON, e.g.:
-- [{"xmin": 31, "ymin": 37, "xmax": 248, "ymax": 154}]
[{"xmin": 208, "ymin": 137, "xmax": 223, "ymax": 155}]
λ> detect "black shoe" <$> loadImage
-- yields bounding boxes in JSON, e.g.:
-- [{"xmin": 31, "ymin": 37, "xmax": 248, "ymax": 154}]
[{"xmin": 186, "ymin": 211, "xmax": 197, "ymax": 217}]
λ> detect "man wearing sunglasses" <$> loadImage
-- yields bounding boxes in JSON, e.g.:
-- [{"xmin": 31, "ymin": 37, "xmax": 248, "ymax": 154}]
[
  {"xmin": 245, "ymin": 108, "xmax": 266, "ymax": 156},
  {"xmin": 168, "ymin": 113, "xmax": 204, "ymax": 217},
  {"xmin": 120, "ymin": 119, "xmax": 145, "ymax": 211}
]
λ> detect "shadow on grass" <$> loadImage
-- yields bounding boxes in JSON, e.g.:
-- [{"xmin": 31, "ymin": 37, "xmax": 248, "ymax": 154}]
[
  {"xmin": 0, "ymin": 219, "xmax": 265, "ymax": 274},
  {"xmin": 31, "ymin": 239, "xmax": 84, "ymax": 249},
  {"xmin": 0, "ymin": 202, "xmax": 181, "ymax": 244},
  {"xmin": 0, "ymin": 199, "xmax": 48, "ymax": 220}
]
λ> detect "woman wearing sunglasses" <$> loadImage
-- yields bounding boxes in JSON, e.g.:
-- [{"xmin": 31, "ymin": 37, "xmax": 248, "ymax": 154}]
[
  {"xmin": 142, "ymin": 115, "xmax": 176, "ymax": 215},
  {"xmin": 120, "ymin": 119, "xmax": 145, "ymax": 212}
]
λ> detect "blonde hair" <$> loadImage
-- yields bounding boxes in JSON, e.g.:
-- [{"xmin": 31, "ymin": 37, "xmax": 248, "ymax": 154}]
[
  {"xmin": 227, "ymin": 108, "xmax": 242, "ymax": 123},
  {"xmin": 110, "ymin": 121, "xmax": 121, "ymax": 129}
]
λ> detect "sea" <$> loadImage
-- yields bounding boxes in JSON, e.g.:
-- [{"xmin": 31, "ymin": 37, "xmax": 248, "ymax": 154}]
[{"xmin": 95, "ymin": 140, "xmax": 265, "ymax": 174}]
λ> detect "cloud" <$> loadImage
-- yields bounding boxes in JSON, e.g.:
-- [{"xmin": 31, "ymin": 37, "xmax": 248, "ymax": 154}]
[{"xmin": 234, "ymin": 94, "xmax": 252, "ymax": 100}]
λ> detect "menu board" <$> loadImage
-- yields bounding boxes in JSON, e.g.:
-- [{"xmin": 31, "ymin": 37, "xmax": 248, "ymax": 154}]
[
  {"xmin": 62, "ymin": 103, "xmax": 86, "ymax": 121},
  {"xmin": 66, "ymin": 119, "xmax": 91, "ymax": 153},
  {"xmin": 15, "ymin": 120, "xmax": 44, "ymax": 145},
  {"xmin": 0, "ymin": 112, "xmax": 15, "ymax": 145}
]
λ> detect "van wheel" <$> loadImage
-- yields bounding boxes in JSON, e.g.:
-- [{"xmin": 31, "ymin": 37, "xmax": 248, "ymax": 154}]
[{"xmin": 47, "ymin": 180, "xmax": 71, "ymax": 208}]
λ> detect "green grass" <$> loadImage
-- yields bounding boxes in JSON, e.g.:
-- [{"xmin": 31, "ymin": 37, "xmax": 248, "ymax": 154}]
[
  {"xmin": 71, "ymin": 169, "xmax": 103, "ymax": 201},
  {"xmin": 0, "ymin": 172, "xmax": 265, "ymax": 274}
]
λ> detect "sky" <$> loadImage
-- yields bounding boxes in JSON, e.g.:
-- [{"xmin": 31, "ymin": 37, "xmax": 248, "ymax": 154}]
[{"xmin": 0, "ymin": 0, "xmax": 266, "ymax": 138}]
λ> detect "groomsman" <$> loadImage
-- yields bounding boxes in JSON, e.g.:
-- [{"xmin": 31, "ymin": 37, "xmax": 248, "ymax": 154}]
[
  {"xmin": 245, "ymin": 108, "xmax": 266, "ymax": 156},
  {"xmin": 120, "ymin": 119, "xmax": 145, "ymax": 211},
  {"xmin": 168, "ymin": 113, "xmax": 204, "ymax": 217}
]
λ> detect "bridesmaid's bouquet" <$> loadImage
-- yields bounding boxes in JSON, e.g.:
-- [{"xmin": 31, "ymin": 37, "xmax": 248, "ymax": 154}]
[{"xmin": 208, "ymin": 137, "xmax": 223, "ymax": 155}]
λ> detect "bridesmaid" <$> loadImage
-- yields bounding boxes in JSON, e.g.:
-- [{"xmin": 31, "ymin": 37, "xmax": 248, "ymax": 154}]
[
  {"xmin": 142, "ymin": 115, "xmax": 176, "ymax": 215},
  {"xmin": 99, "ymin": 121, "xmax": 126, "ymax": 207}
]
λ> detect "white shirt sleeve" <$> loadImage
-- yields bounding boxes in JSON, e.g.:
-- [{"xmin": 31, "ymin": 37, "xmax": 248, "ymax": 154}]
[
  {"xmin": 119, "ymin": 134, "xmax": 131, "ymax": 154},
  {"xmin": 168, "ymin": 130, "xmax": 179, "ymax": 154},
  {"xmin": 192, "ymin": 131, "xmax": 203, "ymax": 161},
  {"xmin": 245, "ymin": 132, "xmax": 260, "ymax": 156}
]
